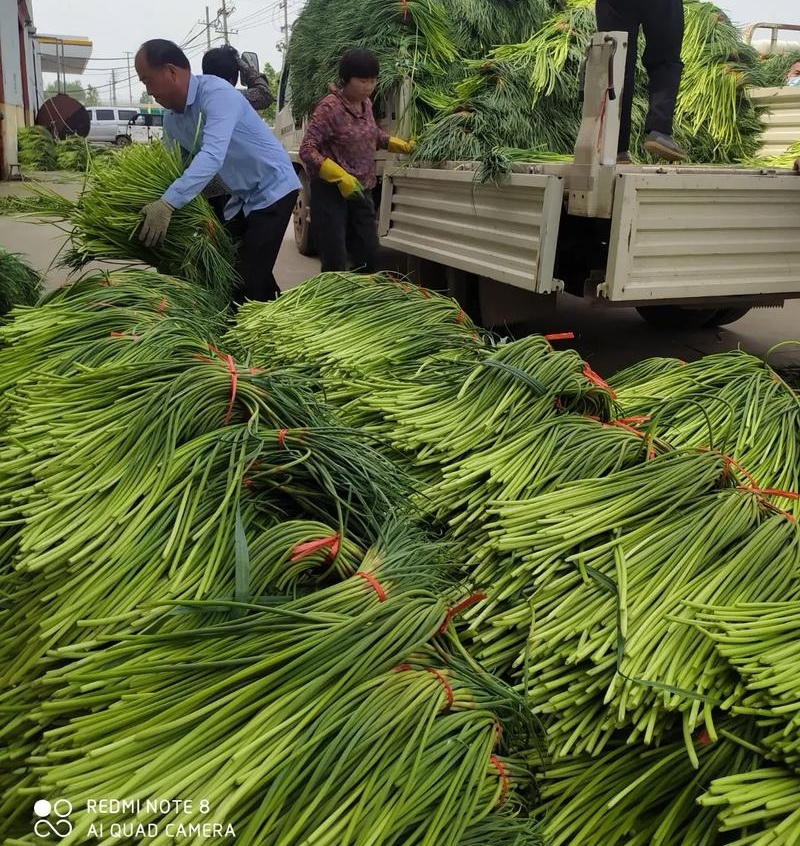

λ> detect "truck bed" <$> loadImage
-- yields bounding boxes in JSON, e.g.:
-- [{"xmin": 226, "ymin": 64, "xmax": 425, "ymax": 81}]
[{"xmin": 378, "ymin": 159, "xmax": 800, "ymax": 306}]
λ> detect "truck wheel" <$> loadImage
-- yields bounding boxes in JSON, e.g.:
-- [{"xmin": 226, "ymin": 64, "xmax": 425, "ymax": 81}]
[
  {"xmin": 704, "ymin": 307, "xmax": 751, "ymax": 327},
  {"xmin": 293, "ymin": 170, "xmax": 315, "ymax": 256},
  {"xmin": 636, "ymin": 305, "xmax": 720, "ymax": 330},
  {"xmin": 115, "ymin": 135, "xmax": 132, "ymax": 146}
]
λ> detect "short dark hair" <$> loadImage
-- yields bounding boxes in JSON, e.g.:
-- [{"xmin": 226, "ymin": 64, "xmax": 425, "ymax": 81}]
[
  {"xmin": 138, "ymin": 39, "xmax": 190, "ymax": 70},
  {"xmin": 202, "ymin": 45, "xmax": 239, "ymax": 83},
  {"xmin": 338, "ymin": 49, "xmax": 379, "ymax": 84}
]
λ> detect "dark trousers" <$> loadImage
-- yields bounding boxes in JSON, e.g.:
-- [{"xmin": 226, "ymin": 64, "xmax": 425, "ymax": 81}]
[
  {"xmin": 595, "ymin": 0, "xmax": 684, "ymax": 152},
  {"xmin": 226, "ymin": 190, "xmax": 298, "ymax": 301},
  {"xmin": 310, "ymin": 179, "xmax": 379, "ymax": 273}
]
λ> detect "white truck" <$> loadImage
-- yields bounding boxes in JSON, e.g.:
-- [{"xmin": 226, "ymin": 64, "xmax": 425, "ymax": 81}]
[{"xmin": 274, "ymin": 30, "xmax": 800, "ymax": 329}]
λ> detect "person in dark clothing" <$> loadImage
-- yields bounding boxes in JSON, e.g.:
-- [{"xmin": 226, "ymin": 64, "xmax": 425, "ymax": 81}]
[
  {"xmin": 202, "ymin": 45, "xmax": 274, "ymax": 111},
  {"xmin": 299, "ymin": 49, "xmax": 414, "ymax": 272},
  {"xmin": 202, "ymin": 45, "xmax": 275, "ymax": 222},
  {"xmin": 595, "ymin": 0, "xmax": 688, "ymax": 162}
]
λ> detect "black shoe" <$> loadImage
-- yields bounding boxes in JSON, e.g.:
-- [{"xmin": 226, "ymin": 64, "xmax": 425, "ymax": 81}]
[{"xmin": 643, "ymin": 131, "xmax": 688, "ymax": 162}]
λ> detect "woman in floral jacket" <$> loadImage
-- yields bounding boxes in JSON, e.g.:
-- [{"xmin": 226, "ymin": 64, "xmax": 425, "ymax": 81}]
[{"xmin": 299, "ymin": 49, "xmax": 413, "ymax": 272}]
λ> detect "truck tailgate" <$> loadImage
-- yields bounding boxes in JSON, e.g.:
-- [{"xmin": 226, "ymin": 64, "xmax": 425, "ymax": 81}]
[
  {"xmin": 599, "ymin": 171, "xmax": 800, "ymax": 303},
  {"xmin": 379, "ymin": 166, "xmax": 564, "ymax": 292}
]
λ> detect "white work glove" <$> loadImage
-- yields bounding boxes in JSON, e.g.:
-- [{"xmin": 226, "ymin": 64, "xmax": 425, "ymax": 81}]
[{"xmin": 138, "ymin": 198, "xmax": 174, "ymax": 248}]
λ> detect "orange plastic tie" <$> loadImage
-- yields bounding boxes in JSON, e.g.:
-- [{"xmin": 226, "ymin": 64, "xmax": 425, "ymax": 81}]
[
  {"xmin": 277, "ymin": 428, "xmax": 288, "ymax": 449},
  {"xmin": 425, "ymin": 667, "xmax": 454, "ymax": 710},
  {"xmin": 289, "ymin": 533, "xmax": 341, "ymax": 564},
  {"xmin": 544, "ymin": 332, "xmax": 575, "ymax": 341},
  {"xmin": 355, "ymin": 571, "xmax": 387, "ymax": 602},
  {"xmin": 582, "ymin": 362, "xmax": 617, "ymax": 398},
  {"xmin": 438, "ymin": 592, "xmax": 486, "ymax": 633},
  {"xmin": 696, "ymin": 727, "xmax": 711, "ymax": 747},
  {"xmin": 220, "ymin": 354, "xmax": 238, "ymax": 425},
  {"xmin": 737, "ymin": 486, "xmax": 799, "ymax": 501},
  {"xmin": 490, "ymin": 755, "xmax": 510, "ymax": 805}
]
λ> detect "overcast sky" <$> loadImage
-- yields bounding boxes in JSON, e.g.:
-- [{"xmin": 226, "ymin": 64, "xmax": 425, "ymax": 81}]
[{"xmin": 31, "ymin": 0, "xmax": 800, "ymax": 104}]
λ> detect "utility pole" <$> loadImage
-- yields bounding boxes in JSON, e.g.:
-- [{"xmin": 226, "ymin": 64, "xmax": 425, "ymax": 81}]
[
  {"xmin": 276, "ymin": 0, "xmax": 289, "ymax": 52},
  {"xmin": 205, "ymin": 7, "xmax": 212, "ymax": 49},
  {"xmin": 219, "ymin": 0, "xmax": 230, "ymax": 44},
  {"xmin": 111, "ymin": 68, "xmax": 117, "ymax": 106},
  {"xmin": 124, "ymin": 52, "xmax": 133, "ymax": 104}
]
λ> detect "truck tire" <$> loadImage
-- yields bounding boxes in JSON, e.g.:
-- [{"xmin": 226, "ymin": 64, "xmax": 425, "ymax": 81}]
[
  {"xmin": 704, "ymin": 307, "xmax": 751, "ymax": 327},
  {"xmin": 115, "ymin": 135, "xmax": 132, "ymax": 146},
  {"xmin": 293, "ymin": 169, "xmax": 315, "ymax": 257},
  {"xmin": 636, "ymin": 305, "xmax": 720, "ymax": 330}
]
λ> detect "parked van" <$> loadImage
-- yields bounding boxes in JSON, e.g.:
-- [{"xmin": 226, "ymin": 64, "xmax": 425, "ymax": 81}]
[
  {"xmin": 125, "ymin": 113, "xmax": 165, "ymax": 144},
  {"xmin": 86, "ymin": 107, "xmax": 139, "ymax": 145}
]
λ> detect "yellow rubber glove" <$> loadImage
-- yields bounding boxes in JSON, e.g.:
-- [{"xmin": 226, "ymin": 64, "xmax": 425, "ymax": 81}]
[
  {"xmin": 318, "ymin": 158, "xmax": 362, "ymax": 198},
  {"xmin": 138, "ymin": 198, "xmax": 174, "ymax": 248},
  {"xmin": 387, "ymin": 136, "xmax": 415, "ymax": 155}
]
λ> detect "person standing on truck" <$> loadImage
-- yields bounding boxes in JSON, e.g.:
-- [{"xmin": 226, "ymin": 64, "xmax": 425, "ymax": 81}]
[
  {"xmin": 201, "ymin": 45, "xmax": 274, "ymax": 221},
  {"xmin": 595, "ymin": 0, "xmax": 688, "ymax": 162},
  {"xmin": 134, "ymin": 39, "xmax": 300, "ymax": 301},
  {"xmin": 299, "ymin": 48, "xmax": 414, "ymax": 272}
]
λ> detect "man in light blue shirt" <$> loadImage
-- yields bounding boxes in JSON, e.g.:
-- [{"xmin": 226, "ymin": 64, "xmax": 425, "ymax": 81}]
[{"xmin": 134, "ymin": 39, "xmax": 300, "ymax": 300}]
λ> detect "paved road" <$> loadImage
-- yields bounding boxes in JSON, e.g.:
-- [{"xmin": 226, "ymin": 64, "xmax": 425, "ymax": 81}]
[{"xmin": 2, "ymin": 174, "xmax": 798, "ymax": 378}]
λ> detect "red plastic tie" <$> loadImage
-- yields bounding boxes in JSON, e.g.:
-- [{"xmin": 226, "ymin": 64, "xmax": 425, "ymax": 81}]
[
  {"xmin": 596, "ymin": 87, "xmax": 612, "ymax": 154},
  {"xmin": 582, "ymin": 362, "xmax": 617, "ymax": 397},
  {"xmin": 242, "ymin": 476, "xmax": 254, "ymax": 489},
  {"xmin": 737, "ymin": 486, "xmax": 799, "ymax": 500},
  {"xmin": 490, "ymin": 755, "xmax": 509, "ymax": 805},
  {"xmin": 277, "ymin": 428, "xmax": 288, "ymax": 449},
  {"xmin": 400, "ymin": 0, "xmax": 408, "ymax": 21},
  {"xmin": 193, "ymin": 346, "xmax": 239, "ymax": 425},
  {"xmin": 220, "ymin": 354, "xmax": 238, "ymax": 425},
  {"xmin": 456, "ymin": 308, "xmax": 466, "ymax": 324},
  {"xmin": 544, "ymin": 332, "xmax": 575, "ymax": 341},
  {"xmin": 289, "ymin": 533, "xmax": 341, "ymax": 564},
  {"xmin": 355, "ymin": 571, "xmax": 387, "ymax": 602},
  {"xmin": 438, "ymin": 592, "xmax": 486, "ymax": 633},
  {"xmin": 425, "ymin": 667, "xmax": 454, "ymax": 710},
  {"xmin": 156, "ymin": 297, "xmax": 168, "ymax": 313},
  {"xmin": 702, "ymin": 449, "xmax": 759, "ymax": 488},
  {"xmin": 109, "ymin": 331, "xmax": 141, "ymax": 341},
  {"xmin": 696, "ymin": 727, "xmax": 711, "ymax": 747},
  {"xmin": 393, "ymin": 663, "xmax": 413, "ymax": 673}
]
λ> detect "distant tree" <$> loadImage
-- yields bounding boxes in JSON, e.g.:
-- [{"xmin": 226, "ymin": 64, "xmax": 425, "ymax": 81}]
[
  {"xmin": 259, "ymin": 61, "xmax": 280, "ymax": 123},
  {"xmin": 84, "ymin": 85, "xmax": 101, "ymax": 106},
  {"xmin": 44, "ymin": 79, "xmax": 86, "ymax": 103},
  {"xmin": 140, "ymin": 91, "xmax": 154, "ymax": 104}
]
